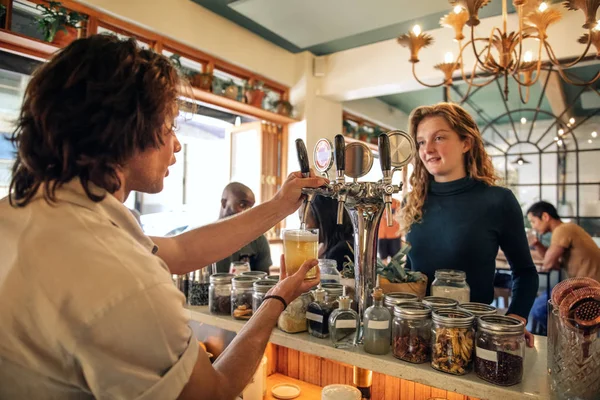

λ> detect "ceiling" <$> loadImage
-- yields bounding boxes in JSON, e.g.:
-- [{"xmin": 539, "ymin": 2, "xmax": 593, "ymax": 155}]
[{"xmin": 189, "ymin": 0, "xmax": 521, "ymax": 55}]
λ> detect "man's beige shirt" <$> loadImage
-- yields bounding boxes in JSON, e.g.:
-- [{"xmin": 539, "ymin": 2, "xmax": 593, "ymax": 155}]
[
  {"xmin": 552, "ymin": 222, "xmax": 600, "ymax": 283},
  {"xmin": 0, "ymin": 180, "xmax": 198, "ymax": 399}
]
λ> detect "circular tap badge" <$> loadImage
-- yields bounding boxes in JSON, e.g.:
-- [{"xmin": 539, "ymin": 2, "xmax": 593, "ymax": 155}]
[{"xmin": 313, "ymin": 138, "xmax": 333, "ymax": 173}]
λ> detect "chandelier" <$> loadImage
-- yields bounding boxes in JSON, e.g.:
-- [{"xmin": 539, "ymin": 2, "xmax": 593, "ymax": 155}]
[{"xmin": 397, "ymin": 0, "xmax": 600, "ymax": 103}]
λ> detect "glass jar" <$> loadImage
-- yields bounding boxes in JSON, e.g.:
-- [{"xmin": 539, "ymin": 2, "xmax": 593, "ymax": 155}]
[
  {"xmin": 431, "ymin": 269, "xmax": 470, "ymax": 303},
  {"xmin": 322, "ymin": 283, "xmax": 344, "ymax": 310},
  {"xmin": 252, "ymin": 280, "xmax": 276, "ymax": 313},
  {"xmin": 422, "ymin": 296, "xmax": 458, "ymax": 312},
  {"xmin": 393, "ymin": 302, "xmax": 432, "ymax": 364},
  {"xmin": 278, "ymin": 292, "xmax": 312, "ymax": 333},
  {"xmin": 474, "ymin": 315, "xmax": 525, "ymax": 386},
  {"xmin": 458, "ymin": 302, "xmax": 497, "ymax": 330},
  {"xmin": 188, "ymin": 269, "xmax": 212, "ymax": 306},
  {"xmin": 431, "ymin": 309, "xmax": 475, "ymax": 375},
  {"xmin": 231, "ymin": 276, "xmax": 258, "ymax": 320},
  {"xmin": 229, "ymin": 261, "xmax": 250, "ymax": 275},
  {"xmin": 209, "ymin": 273, "xmax": 234, "ymax": 315},
  {"xmin": 319, "ymin": 259, "xmax": 341, "ymax": 284},
  {"xmin": 384, "ymin": 292, "xmax": 419, "ymax": 316},
  {"xmin": 265, "ymin": 275, "xmax": 279, "ymax": 283},
  {"xmin": 241, "ymin": 271, "xmax": 268, "ymax": 280}
]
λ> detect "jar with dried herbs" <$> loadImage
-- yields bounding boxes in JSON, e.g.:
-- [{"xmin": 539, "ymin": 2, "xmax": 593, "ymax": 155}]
[
  {"xmin": 278, "ymin": 292, "xmax": 311, "ymax": 333},
  {"xmin": 392, "ymin": 302, "xmax": 432, "ymax": 364},
  {"xmin": 384, "ymin": 292, "xmax": 419, "ymax": 317},
  {"xmin": 431, "ymin": 309, "xmax": 475, "ymax": 375},
  {"xmin": 231, "ymin": 276, "xmax": 258, "ymax": 320},
  {"xmin": 209, "ymin": 273, "xmax": 234, "ymax": 315},
  {"xmin": 475, "ymin": 315, "xmax": 525, "ymax": 386}
]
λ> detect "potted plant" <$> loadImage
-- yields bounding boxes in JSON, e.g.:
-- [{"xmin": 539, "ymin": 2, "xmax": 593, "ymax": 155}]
[
  {"xmin": 376, "ymin": 243, "xmax": 427, "ymax": 298},
  {"xmin": 244, "ymin": 80, "xmax": 265, "ymax": 108},
  {"xmin": 343, "ymin": 120, "xmax": 358, "ymax": 138},
  {"xmin": 1, "ymin": 4, "xmax": 7, "ymax": 30},
  {"xmin": 272, "ymin": 99, "xmax": 293, "ymax": 117},
  {"xmin": 223, "ymin": 80, "xmax": 239, "ymax": 100},
  {"xmin": 34, "ymin": 1, "xmax": 86, "ymax": 46},
  {"xmin": 189, "ymin": 71, "xmax": 213, "ymax": 91}
]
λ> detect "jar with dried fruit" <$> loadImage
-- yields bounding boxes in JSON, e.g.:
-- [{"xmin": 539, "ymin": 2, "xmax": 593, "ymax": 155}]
[
  {"xmin": 278, "ymin": 292, "xmax": 311, "ymax": 333},
  {"xmin": 209, "ymin": 273, "xmax": 234, "ymax": 315},
  {"xmin": 431, "ymin": 309, "xmax": 475, "ymax": 375},
  {"xmin": 231, "ymin": 276, "xmax": 259, "ymax": 320},
  {"xmin": 475, "ymin": 315, "xmax": 525, "ymax": 386},
  {"xmin": 384, "ymin": 292, "xmax": 419, "ymax": 317},
  {"xmin": 393, "ymin": 302, "xmax": 432, "ymax": 363}
]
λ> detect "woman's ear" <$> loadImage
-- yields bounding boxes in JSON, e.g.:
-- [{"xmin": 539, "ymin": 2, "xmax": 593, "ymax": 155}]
[{"xmin": 462, "ymin": 136, "xmax": 473, "ymax": 154}]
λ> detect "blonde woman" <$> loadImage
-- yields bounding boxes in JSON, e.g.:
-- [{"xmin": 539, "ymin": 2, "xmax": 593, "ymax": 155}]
[{"xmin": 402, "ymin": 102, "xmax": 538, "ymax": 347}]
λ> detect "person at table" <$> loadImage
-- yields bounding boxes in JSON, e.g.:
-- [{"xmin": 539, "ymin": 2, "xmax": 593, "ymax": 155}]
[
  {"xmin": 0, "ymin": 34, "xmax": 325, "ymax": 399},
  {"xmin": 401, "ymin": 102, "xmax": 539, "ymax": 346},
  {"xmin": 527, "ymin": 201, "xmax": 600, "ymax": 282}
]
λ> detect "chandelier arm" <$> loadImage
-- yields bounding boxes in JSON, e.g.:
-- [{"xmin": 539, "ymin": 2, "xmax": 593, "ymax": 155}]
[
  {"xmin": 468, "ymin": 25, "xmax": 496, "ymax": 74},
  {"xmin": 411, "ymin": 63, "xmax": 446, "ymax": 88},
  {"xmin": 458, "ymin": 42, "xmax": 500, "ymax": 88},
  {"xmin": 511, "ymin": 41, "xmax": 544, "ymax": 87},
  {"xmin": 553, "ymin": 66, "xmax": 600, "ymax": 86},
  {"xmin": 517, "ymin": 82, "xmax": 531, "ymax": 104},
  {"xmin": 544, "ymin": 33, "xmax": 593, "ymax": 69}
]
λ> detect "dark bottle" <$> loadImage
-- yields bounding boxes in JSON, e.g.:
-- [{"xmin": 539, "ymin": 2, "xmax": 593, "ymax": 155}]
[{"xmin": 307, "ymin": 286, "xmax": 332, "ymax": 338}]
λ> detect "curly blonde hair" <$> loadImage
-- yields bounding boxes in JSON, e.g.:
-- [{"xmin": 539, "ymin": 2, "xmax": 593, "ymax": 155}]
[{"xmin": 401, "ymin": 102, "xmax": 498, "ymax": 235}]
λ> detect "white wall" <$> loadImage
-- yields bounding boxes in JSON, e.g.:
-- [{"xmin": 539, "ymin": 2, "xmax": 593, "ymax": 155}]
[{"xmin": 342, "ymin": 98, "xmax": 409, "ymax": 130}]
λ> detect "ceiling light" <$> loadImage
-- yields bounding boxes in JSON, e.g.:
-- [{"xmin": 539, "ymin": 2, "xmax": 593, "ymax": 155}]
[
  {"xmin": 512, "ymin": 154, "xmax": 530, "ymax": 165},
  {"xmin": 523, "ymin": 51, "xmax": 533, "ymax": 63},
  {"xmin": 454, "ymin": 5, "xmax": 462, "ymax": 14},
  {"xmin": 567, "ymin": 123, "xmax": 571, "ymax": 127},
  {"xmin": 412, "ymin": 25, "xmax": 421, "ymax": 36},
  {"xmin": 592, "ymin": 131, "xmax": 598, "ymax": 138},
  {"xmin": 444, "ymin": 52, "xmax": 454, "ymax": 63},
  {"xmin": 521, "ymin": 117, "xmax": 527, "ymax": 124},
  {"xmin": 558, "ymin": 128, "xmax": 564, "ymax": 135},
  {"xmin": 569, "ymin": 117, "xmax": 575, "ymax": 124},
  {"xmin": 557, "ymin": 139, "xmax": 563, "ymax": 146},
  {"xmin": 538, "ymin": 2, "xmax": 548, "ymax": 12},
  {"xmin": 589, "ymin": 139, "xmax": 593, "ymax": 144},
  {"xmin": 595, "ymin": 20, "xmax": 600, "ymax": 31},
  {"xmin": 554, "ymin": 136, "xmax": 559, "ymax": 141}
]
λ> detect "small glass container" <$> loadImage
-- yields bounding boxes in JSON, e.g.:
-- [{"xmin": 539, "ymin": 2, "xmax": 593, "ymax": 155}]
[
  {"xmin": 431, "ymin": 269, "xmax": 470, "ymax": 304},
  {"xmin": 241, "ymin": 271, "xmax": 268, "ymax": 280},
  {"xmin": 265, "ymin": 275, "xmax": 279, "ymax": 283},
  {"xmin": 322, "ymin": 283, "xmax": 344, "ymax": 310},
  {"xmin": 252, "ymin": 280, "xmax": 277, "ymax": 313},
  {"xmin": 384, "ymin": 292, "xmax": 419, "ymax": 316},
  {"xmin": 431, "ymin": 309, "xmax": 475, "ymax": 375},
  {"xmin": 319, "ymin": 259, "xmax": 341, "ymax": 284},
  {"xmin": 423, "ymin": 296, "xmax": 459, "ymax": 311},
  {"xmin": 474, "ymin": 315, "xmax": 525, "ymax": 386},
  {"xmin": 329, "ymin": 291, "xmax": 359, "ymax": 349},
  {"xmin": 392, "ymin": 302, "xmax": 432, "ymax": 364},
  {"xmin": 231, "ymin": 276, "xmax": 258, "ymax": 320},
  {"xmin": 458, "ymin": 302, "xmax": 497, "ymax": 330},
  {"xmin": 363, "ymin": 287, "xmax": 392, "ymax": 355},
  {"xmin": 209, "ymin": 273, "xmax": 234, "ymax": 315},
  {"xmin": 229, "ymin": 261, "xmax": 251, "ymax": 275},
  {"xmin": 278, "ymin": 292, "xmax": 311, "ymax": 333},
  {"xmin": 307, "ymin": 286, "xmax": 332, "ymax": 338}
]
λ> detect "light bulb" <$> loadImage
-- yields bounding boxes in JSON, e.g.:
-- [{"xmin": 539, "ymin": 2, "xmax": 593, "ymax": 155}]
[
  {"xmin": 444, "ymin": 52, "xmax": 454, "ymax": 63},
  {"xmin": 592, "ymin": 131, "xmax": 598, "ymax": 138},
  {"xmin": 524, "ymin": 51, "xmax": 533, "ymax": 63},
  {"xmin": 538, "ymin": 2, "xmax": 548, "ymax": 12},
  {"xmin": 589, "ymin": 139, "xmax": 593, "ymax": 144},
  {"xmin": 521, "ymin": 117, "xmax": 527, "ymax": 124},
  {"xmin": 454, "ymin": 5, "xmax": 463, "ymax": 14},
  {"xmin": 557, "ymin": 139, "xmax": 563, "ymax": 146},
  {"xmin": 558, "ymin": 128, "xmax": 564, "ymax": 135},
  {"xmin": 234, "ymin": 116, "xmax": 241, "ymax": 127},
  {"xmin": 412, "ymin": 25, "xmax": 422, "ymax": 36},
  {"xmin": 518, "ymin": 159, "xmax": 523, "ymax": 165},
  {"xmin": 594, "ymin": 20, "xmax": 600, "ymax": 31},
  {"xmin": 569, "ymin": 117, "xmax": 575, "ymax": 124},
  {"xmin": 554, "ymin": 136, "xmax": 559, "ymax": 141}
]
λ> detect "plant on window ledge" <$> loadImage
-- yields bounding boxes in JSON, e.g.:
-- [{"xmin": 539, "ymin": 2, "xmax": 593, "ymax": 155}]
[
  {"xmin": 1, "ymin": 5, "xmax": 7, "ymax": 29},
  {"xmin": 34, "ymin": 1, "xmax": 86, "ymax": 44}
]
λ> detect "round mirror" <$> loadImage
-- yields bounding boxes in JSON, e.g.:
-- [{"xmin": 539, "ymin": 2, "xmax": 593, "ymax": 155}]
[
  {"xmin": 387, "ymin": 130, "xmax": 416, "ymax": 168},
  {"xmin": 345, "ymin": 142, "xmax": 373, "ymax": 179},
  {"xmin": 313, "ymin": 138, "xmax": 333, "ymax": 174}
]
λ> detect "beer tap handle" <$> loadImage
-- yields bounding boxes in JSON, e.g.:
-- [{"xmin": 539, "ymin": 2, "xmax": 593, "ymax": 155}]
[
  {"xmin": 334, "ymin": 134, "xmax": 345, "ymax": 184},
  {"xmin": 295, "ymin": 138, "xmax": 315, "ymax": 228},
  {"xmin": 378, "ymin": 134, "xmax": 394, "ymax": 227}
]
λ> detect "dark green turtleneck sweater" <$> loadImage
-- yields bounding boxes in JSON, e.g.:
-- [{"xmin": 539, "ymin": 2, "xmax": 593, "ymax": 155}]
[{"xmin": 406, "ymin": 177, "xmax": 539, "ymax": 319}]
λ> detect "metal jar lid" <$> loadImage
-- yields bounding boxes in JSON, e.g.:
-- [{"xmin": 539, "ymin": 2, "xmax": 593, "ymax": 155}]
[
  {"xmin": 458, "ymin": 302, "xmax": 497, "ymax": 317},
  {"xmin": 322, "ymin": 283, "xmax": 344, "ymax": 296},
  {"xmin": 232, "ymin": 276, "xmax": 258, "ymax": 289},
  {"xmin": 394, "ymin": 301, "xmax": 432, "ymax": 320},
  {"xmin": 477, "ymin": 315, "xmax": 525, "ymax": 335},
  {"xmin": 432, "ymin": 309, "xmax": 475, "ymax": 328},
  {"xmin": 423, "ymin": 296, "xmax": 459, "ymax": 310},
  {"xmin": 265, "ymin": 275, "xmax": 280, "ymax": 282},
  {"xmin": 210, "ymin": 273, "xmax": 234, "ymax": 284},
  {"xmin": 434, "ymin": 269, "xmax": 466, "ymax": 281},
  {"xmin": 253, "ymin": 280, "xmax": 276, "ymax": 294},
  {"xmin": 241, "ymin": 271, "xmax": 268, "ymax": 279},
  {"xmin": 384, "ymin": 292, "xmax": 419, "ymax": 307}
]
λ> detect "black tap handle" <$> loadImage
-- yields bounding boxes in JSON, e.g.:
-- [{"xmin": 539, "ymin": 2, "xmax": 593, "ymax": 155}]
[
  {"xmin": 295, "ymin": 138, "xmax": 310, "ymax": 177},
  {"xmin": 378, "ymin": 133, "xmax": 391, "ymax": 172},
  {"xmin": 334, "ymin": 134, "xmax": 345, "ymax": 172}
]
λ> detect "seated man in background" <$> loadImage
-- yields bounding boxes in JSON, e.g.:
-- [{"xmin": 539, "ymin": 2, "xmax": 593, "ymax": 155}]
[{"xmin": 215, "ymin": 182, "xmax": 272, "ymax": 273}]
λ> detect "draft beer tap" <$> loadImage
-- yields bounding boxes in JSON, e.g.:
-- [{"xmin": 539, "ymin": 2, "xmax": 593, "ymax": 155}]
[
  {"xmin": 295, "ymin": 138, "xmax": 315, "ymax": 229},
  {"xmin": 378, "ymin": 134, "xmax": 395, "ymax": 227},
  {"xmin": 333, "ymin": 134, "xmax": 347, "ymax": 225}
]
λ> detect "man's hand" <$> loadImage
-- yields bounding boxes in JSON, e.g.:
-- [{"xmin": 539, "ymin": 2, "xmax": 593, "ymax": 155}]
[
  {"xmin": 272, "ymin": 171, "xmax": 329, "ymax": 216},
  {"xmin": 268, "ymin": 255, "xmax": 320, "ymax": 305},
  {"xmin": 507, "ymin": 314, "xmax": 535, "ymax": 348},
  {"xmin": 526, "ymin": 230, "xmax": 539, "ymax": 247}
]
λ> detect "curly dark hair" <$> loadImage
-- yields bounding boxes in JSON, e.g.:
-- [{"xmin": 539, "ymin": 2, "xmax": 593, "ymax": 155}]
[{"xmin": 9, "ymin": 34, "xmax": 181, "ymax": 206}]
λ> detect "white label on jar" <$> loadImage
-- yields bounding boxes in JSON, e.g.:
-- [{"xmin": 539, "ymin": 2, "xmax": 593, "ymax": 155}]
[
  {"xmin": 306, "ymin": 312, "xmax": 323, "ymax": 323},
  {"xmin": 476, "ymin": 346, "xmax": 498, "ymax": 363},
  {"xmin": 367, "ymin": 320, "xmax": 389, "ymax": 330},
  {"xmin": 335, "ymin": 319, "xmax": 357, "ymax": 329}
]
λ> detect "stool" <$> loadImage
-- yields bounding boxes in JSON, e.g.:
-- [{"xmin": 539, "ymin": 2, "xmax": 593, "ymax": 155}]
[{"xmin": 494, "ymin": 287, "xmax": 512, "ymax": 309}]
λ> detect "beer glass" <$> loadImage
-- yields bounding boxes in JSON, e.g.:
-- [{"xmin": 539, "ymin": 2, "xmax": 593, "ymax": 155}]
[{"xmin": 282, "ymin": 228, "xmax": 318, "ymax": 279}]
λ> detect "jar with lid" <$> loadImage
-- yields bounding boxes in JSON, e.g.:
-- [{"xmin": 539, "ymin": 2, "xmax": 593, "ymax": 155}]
[
  {"xmin": 458, "ymin": 302, "xmax": 497, "ymax": 330},
  {"xmin": 423, "ymin": 296, "xmax": 458, "ymax": 312},
  {"xmin": 475, "ymin": 315, "xmax": 525, "ymax": 386},
  {"xmin": 384, "ymin": 292, "xmax": 419, "ymax": 316},
  {"xmin": 252, "ymin": 280, "xmax": 277, "ymax": 313},
  {"xmin": 393, "ymin": 302, "xmax": 432, "ymax": 363},
  {"xmin": 231, "ymin": 276, "xmax": 259, "ymax": 320},
  {"xmin": 431, "ymin": 269, "xmax": 470, "ymax": 304},
  {"xmin": 209, "ymin": 273, "xmax": 234, "ymax": 315},
  {"xmin": 319, "ymin": 259, "xmax": 341, "ymax": 284},
  {"xmin": 265, "ymin": 275, "xmax": 279, "ymax": 283},
  {"xmin": 278, "ymin": 292, "xmax": 311, "ymax": 333},
  {"xmin": 431, "ymin": 309, "xmax": 475, "ymax": 375},
  {"xmin": 322, "ymin": 283, "xmax": 344, "ymax": 310},
  {"xmin": 188, "ymin": 265, "xmax": 214, "ymax": 306}
]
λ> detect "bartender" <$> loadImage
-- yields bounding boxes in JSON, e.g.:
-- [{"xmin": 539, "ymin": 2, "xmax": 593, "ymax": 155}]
[
  {"xmin": 401, "ymin": 102, "xmax": 539, "ymax": 347},
  {"xmin": 215, "ymin": 182, "xmax": 272, "ymax": 273}
]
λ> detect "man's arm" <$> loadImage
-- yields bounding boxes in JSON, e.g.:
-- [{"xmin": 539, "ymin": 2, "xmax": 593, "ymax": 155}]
[
  {"xmin": 178, "ymin": 258, "xmax": 319, "ymax": 400},
  {"xmin": 531, "ymin": 241, "xmax": 548, "ymax": 258},
  {"xmin": 540, "ymin": 244, "xmax": 565, "ymax": 272},
  {"xmin": 152, "ymin": 173, "xmax": 326, "ymax": 275}
]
